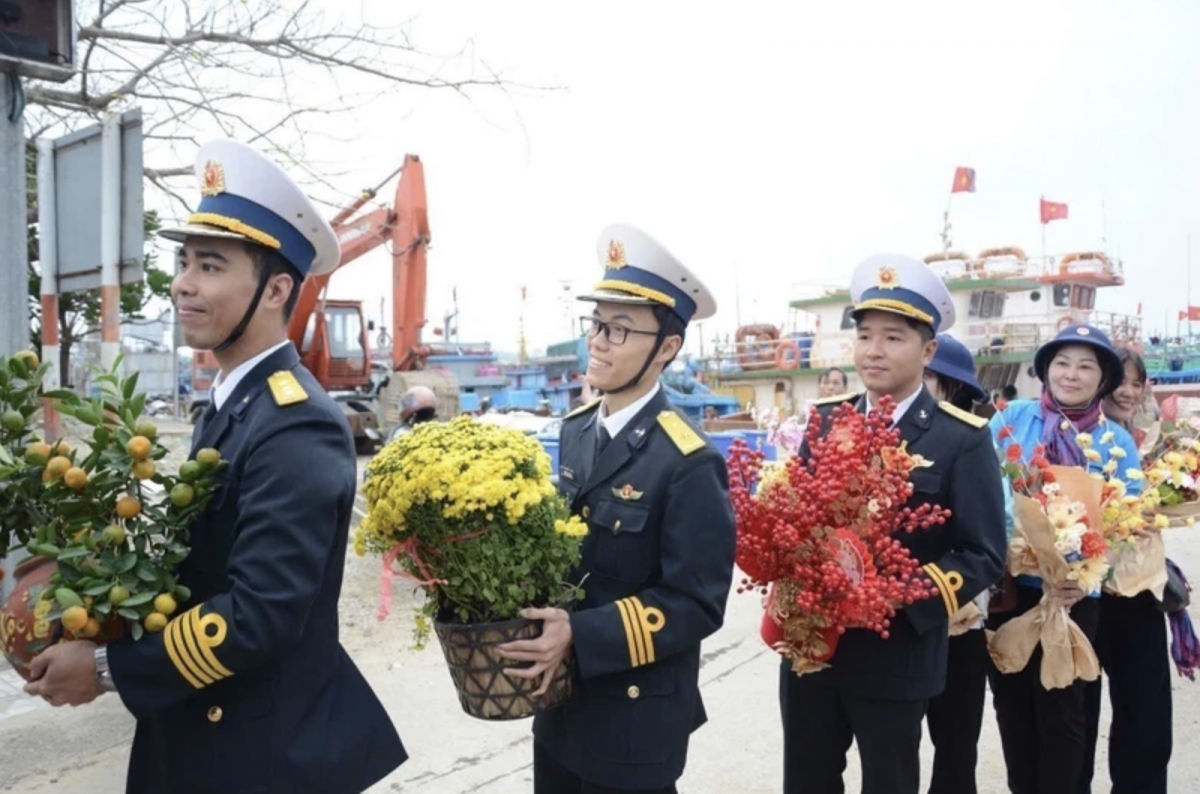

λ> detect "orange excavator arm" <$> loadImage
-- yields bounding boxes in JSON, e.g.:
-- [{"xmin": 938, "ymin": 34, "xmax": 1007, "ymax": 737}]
[
  {"xmin": 285, "ymin": 154, "xmax": 431, "ymax": 382},
  {"xmin": 389, "ymin": 155, "xmax": 431, "ymax": 371}
]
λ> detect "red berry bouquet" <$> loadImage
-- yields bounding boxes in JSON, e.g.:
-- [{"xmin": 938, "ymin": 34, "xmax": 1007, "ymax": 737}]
[{"xmin": 726, "ymin": 397, "xmax": 947, "ymax": 675}]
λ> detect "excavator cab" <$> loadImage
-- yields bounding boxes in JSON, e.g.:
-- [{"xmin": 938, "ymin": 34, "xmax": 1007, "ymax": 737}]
[{"xmin": 298, "ymin": 300, "xmax": 371, "ymax": 392}]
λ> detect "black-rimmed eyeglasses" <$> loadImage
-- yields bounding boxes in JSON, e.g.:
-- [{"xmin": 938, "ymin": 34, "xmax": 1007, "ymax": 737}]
[{"xmin": 579, "ymin": 316, "xmax": 659, "ymax": 346}]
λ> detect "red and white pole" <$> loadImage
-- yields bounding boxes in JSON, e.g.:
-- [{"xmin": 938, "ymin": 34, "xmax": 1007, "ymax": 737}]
[
  {"xmin": 36, "ymin": 138, "xmax": 61, "ymax": 441},
  {"xmin": 99, "ymin": 112, "xmax": 121, "ymax": 372}
]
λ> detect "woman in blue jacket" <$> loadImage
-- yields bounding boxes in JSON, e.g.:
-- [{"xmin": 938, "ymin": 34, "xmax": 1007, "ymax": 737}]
[
  {"xmin": 986, "ymin": 325, "xmax": 1141, "ymax": 794},
  {"xmin": 1079, "ymin": 347, "xmax": 1172, "ymax": 794},
  {"xmin": 922, "ymin": 334, "xmax": 1011, "ymax": 794}
]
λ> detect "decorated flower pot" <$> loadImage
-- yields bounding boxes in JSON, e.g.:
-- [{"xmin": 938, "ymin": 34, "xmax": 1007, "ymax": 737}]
[
  {"xmin": 0, "ymin": 556, "xmax": 64, "ymax": 681},
  {"xmin": 433, "ymin": 616, "xmax": 575, "ymax": 721},
  {"xmin": 0, "ymin": 556, "xmax": 125, "ymax": 681}
]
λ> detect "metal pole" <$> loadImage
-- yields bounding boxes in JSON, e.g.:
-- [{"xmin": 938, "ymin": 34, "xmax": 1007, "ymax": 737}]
[
  {"xmin": 37, "ymin": 137, "xmax": 62, "ymax": 440},
  {"xmin": 1188, "ymin": 233, "xmax": 1193, "ymax": 342},
  {"xmin": 0, "ymin": 75, "xmax": 28, "ymax": 359},
  {"xmin": 100, "ymin": 112, "xmax": 122, "ymax": 372},
  {"xmin": 171, "ymin": 307, "xmax": 180, "ymax": 421},
  {"xmin": 0, "ymin": 75, "xmax": 29, "ymax": 603}
]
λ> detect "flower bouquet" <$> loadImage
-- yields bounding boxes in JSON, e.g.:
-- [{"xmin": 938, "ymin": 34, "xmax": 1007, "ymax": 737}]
[
  {"xmin": 1089, "ymin": 441, "xmax": 1173, "ymax": 600},
  {"xmin": 356, "ymin": 416, "xmax": 587, "ymax": 720},
  {"xmin": 988, "ymin": 429, "xmax": 1108, "ymax": 689},
  {"xmin": 0, "ymin": 353, "xmax": 224, "ymax": 680},
  {"xmin": 726, "ymin": 397, "xmax": 945, "ymax": 676},
  {"xmin": 1142, "ymin": 414, "xmax": 1200, "ymax": 526}
]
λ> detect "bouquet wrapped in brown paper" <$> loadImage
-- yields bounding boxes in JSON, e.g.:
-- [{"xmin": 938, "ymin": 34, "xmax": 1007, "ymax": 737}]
[{"xmin": 988, "ymin": 461, "xmax": 1108, "ymax": 690}]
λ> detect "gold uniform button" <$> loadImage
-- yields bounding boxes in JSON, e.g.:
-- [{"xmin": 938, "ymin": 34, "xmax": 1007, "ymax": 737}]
[
  {"xmin": 627, "ymin": 685, "xmax": 640, "ymax": 699},
  {"xmin": 582, "ymin": 506, "xmax": 590, "ymax": 519},
  {"xmin": 207, "ymin": 706, "xmax": 223, "ymax": 723}
]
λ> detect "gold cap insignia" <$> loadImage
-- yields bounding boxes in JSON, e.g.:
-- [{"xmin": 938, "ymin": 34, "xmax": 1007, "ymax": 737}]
[
  {"xmin": 612, "ymin": 484, "xmax": 644, "ymax": 500},
  {"xmin": 875, "ymin": 265, "xmax": 900, "ymax": 290},
  {"xmin": 605, "ymin": 240, "xmax": 627, "ymax": 270},
  {"xmin": 200, "ymin": 160, "xmax": 226, "ymax": 197}
]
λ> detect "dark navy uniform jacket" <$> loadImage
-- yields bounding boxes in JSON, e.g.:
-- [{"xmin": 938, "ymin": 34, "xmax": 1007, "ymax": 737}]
[
  {"xmin": 790, "ymin": 387, "xmax": 1007, "ymax": 701},
  {"xmin": 533, "ymin": 388, "xmax": 737, "ymax": 791},
  {"xmin": 108, "ymin": 344, "xmax": 406, "ymax": 794}
]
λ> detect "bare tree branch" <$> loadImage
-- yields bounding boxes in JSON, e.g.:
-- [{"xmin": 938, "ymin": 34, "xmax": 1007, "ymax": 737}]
[{"xmin": 22, "ymin": 0, "xmax": 546, "ymax": 217}]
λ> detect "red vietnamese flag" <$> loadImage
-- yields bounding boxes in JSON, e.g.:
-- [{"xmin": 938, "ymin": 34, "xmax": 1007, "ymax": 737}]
[
  {"xmin": 1040, "ymin": 198, "xmax": 1069, "ymax": 224},
  {"xmin": 1181, "ymin": 306, "xmax": 1200, "ymax": 322},
  {"xmin": 952, "ymin": 167, "xmax": 976, "ymax": 193}
]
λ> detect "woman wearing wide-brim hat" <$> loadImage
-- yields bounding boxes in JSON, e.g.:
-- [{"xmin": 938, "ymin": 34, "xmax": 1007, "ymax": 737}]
[{"xmin": 986, "ymin": 324, "xmax": 1143, "ymax": 794}]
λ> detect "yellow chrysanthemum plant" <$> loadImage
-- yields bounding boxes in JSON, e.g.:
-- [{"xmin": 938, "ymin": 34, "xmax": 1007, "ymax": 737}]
[{"xmin": 356, "ymin": 416, "xmax": 587, "ymax": 650}]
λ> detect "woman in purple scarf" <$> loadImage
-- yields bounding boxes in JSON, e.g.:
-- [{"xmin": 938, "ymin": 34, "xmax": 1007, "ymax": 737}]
[{"xmin": 986, "ymin": 325, "xmax": 1141, "ymax": 794}]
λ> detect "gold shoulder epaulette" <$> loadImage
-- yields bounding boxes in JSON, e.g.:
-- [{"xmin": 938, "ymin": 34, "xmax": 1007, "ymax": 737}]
[
  {"xmin": 814, "ymin": 391, "xmax": 859, "ymax": 406},
  {"xmin": 656, "ymin": 411, "xmax": 705, "ymax": 456},
  {"xmin": 938, "ymin": 400, "xmax": 987, "ymax": 428},
  {"xmin": 565, "ymin": 397, "xmax": 602, "ymax": 420},
  {"xmin": 268, "ymin": 370, "xmax": 308, "ymax": 407}
]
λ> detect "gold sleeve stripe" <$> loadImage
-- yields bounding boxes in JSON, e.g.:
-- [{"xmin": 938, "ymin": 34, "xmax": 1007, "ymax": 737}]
[
  {"xmin": 623, "ymin": 598, "xmax": 650, "ymax": 666},
  {"xmin": 164, "ymin": 615, "xmax": 208, "ymax": 689},
  {"xmin": 615, "ymin": 598, "xmax": 645, "ymax": 667},
  {"xmin": 189, "ymin": 608, "xmax": 234, "ymax": 678},
  {"xmin": 923, "ymin": 564, "xmax": 962, "ymax": 617},
  {"xmin": 163, "ymin": 606, "xmax": 233, "ymax": 688},
  {"xmin": 630, "ymin": 596, "xmax": 666, "ymax": 665},
  {"xmin": 179, "ymin": 612, "xmax": 224, "ymax": 683},
  {"xmin": 615, "ymin": 596, "xmax": 667, "ymax": 668},
  {"xmin": 924, "ymin": 565, "xmax": 957, "ymax": 618}
]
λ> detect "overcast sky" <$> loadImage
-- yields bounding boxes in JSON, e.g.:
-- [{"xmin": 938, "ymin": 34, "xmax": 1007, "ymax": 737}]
[{"xmin": 153, "ymin": 0, "xmax": 1200, "ymax": 356}]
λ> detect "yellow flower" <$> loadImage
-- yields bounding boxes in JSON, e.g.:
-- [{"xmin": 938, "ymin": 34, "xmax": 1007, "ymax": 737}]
[
  {"xmin": 1187, "ymin": 517, "xmax": 1196, "ymax": 527},
  {"xmin": 1101, "ymin": 431, "xmax": 1115, "ymax": 445},
  {"xmin": 1155, "ymin": 514, "xmax": 1171, "ymax": 529},
  {"xmin": 554, "ymin": 517, "xmax": 589, "ymax": 538},
  {"xmin": 1125, "ymin": 468, "xmax": 1145, "ymax": 481},
  {"xmin": 1084, "ymin": 448, "xmax": 1103, "ymax": 463},
  {"xmin": 1102, "ymin": 460, "xmax": 1118, "ymax": 475},
  {"xmin": 1108, "ymin": 446, "xmax": 1126, "ymax": 460},
  {"xmin": 1076, "ymin": 432, "xmax": 1094, "ymax": 449}
]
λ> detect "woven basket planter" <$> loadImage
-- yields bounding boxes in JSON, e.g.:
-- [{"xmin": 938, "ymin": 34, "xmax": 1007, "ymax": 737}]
[{"xmin": 433, "ymin": 616, "xmax": 575, "ymax": 721}]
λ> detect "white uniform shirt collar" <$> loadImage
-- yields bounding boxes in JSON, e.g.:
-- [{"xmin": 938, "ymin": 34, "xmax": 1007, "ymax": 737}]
[
  {"xmin": 865, "ymin": 383, "xmax": 925, "ymax": 426},
  {"xmin": 599, "ymin": 383, "xmax": 662, "ymax": 439},
  {"xmin": 211, "ymin": 341, "xmax": 290, "ymax": 410}
]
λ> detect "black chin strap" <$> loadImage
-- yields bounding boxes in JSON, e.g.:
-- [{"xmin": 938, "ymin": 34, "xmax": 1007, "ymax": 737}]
[
  {"xmin": 212, "ymin": 268, "xmax": 273, "ymax": 353},
  {"xmin": 606, "ymin": 327, "xmax": 670, "ymax": 395}
]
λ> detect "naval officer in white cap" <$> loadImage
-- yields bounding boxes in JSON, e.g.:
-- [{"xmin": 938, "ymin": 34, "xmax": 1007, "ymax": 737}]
[
  {"xmin": 777, "ymin": 254, "xmax": 1007, "ymax": 794},
  {"xmin": 25, "ymin": 139, "xmax": 408, "ymax": 794},
  {"xmin": 497, "ymin": 224, "xmax": 737, "ymax": 794}
]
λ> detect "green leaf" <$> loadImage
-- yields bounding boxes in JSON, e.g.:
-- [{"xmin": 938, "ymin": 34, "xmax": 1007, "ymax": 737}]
[
  {"xmin": 120, "ymin": 591, "xmax": 156, "ymax": 607},
  {"xmin": 116, "ymin": 552, "xmax": 138, "ymax": 573},
  {"xmin": 94, "ymin": 602, "xmax": 112, "ymax": 616},
  {"xmin": 56, "ymin": 546, "xmax": 91, "ymax": 561},
  {"xmin": 54, "ymin": 588, "xmax": 84, "ymax": 608},
  {"xmin": 123, "ymin": 371, "xmax": 139, "ymax": 401},
  {"xmin": 174, "ymin": 585, "xmax": 192, "ymax": 602},
  {"xmin": 33, "ymin": 543, "xmax": 61, "ymax": 558},
  {"xmin": 134, "ymin": 562, "xmax": 158, "ymax": 582},
  {"xmin": 131, "ymin": 621, "xmax": 144, "ymax": 641},
  {"xmin": 83, "ymin": 582, "xmax": 113, "ymax": 596},
  {"xmin": 42, "ymin": 389, "xmax": 78, "ymax": 401},
  {"xmin": 117, "ymin": 607, "xmax": 141, "ymax": 621}
]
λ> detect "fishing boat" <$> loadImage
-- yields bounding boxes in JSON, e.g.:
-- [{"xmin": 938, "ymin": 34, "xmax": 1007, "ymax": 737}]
[{"xmin": 701, "ymin": 247, "xmax": 1143, "ymax": 416}]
